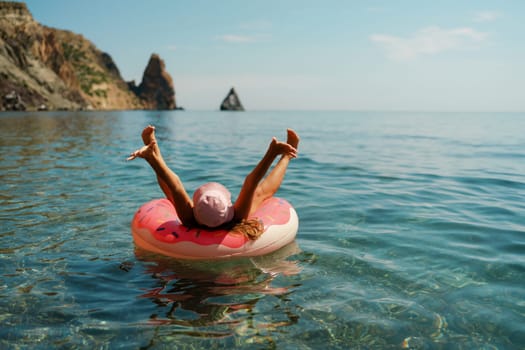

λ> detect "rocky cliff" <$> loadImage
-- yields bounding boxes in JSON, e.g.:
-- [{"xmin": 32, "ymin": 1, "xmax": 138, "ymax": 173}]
[
  {"xmin": 0, "ymin": 1, "xmax": 177, "ymax": 111},
  {"xmin": 220, "ymin": 87, "xmax": 244, "ymax": 111},
  {"xmin": 129, "ymin": 54, "xmax": 176, "ymax": 110}
]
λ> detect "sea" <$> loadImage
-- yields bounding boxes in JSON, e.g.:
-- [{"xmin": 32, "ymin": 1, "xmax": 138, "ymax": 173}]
[{"xmin": 1, "ymin": 110, "xmax": 524, "ymax": 349}]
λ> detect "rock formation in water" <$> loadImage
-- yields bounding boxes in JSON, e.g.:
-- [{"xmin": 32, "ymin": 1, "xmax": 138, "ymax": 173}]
[
  {"xmin": 220, "ymin": 87, "xmax": 244, "ymax": 111},
  {"xmin": 129, "ymin": 54, "xmax": 177, "ymax": 110},
  {"xmin": 0, "ymin": 1, "xmax": 177, "ymax": 111}
]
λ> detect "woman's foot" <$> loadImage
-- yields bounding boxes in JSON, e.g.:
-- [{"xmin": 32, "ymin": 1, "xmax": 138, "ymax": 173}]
[
  {"xmin": 286, "ymin": 129, "xmax": 300, "ymax": 150},
  {"xmin": 141, "ymin": 125, "xmax": 156, "ymax": 145},
  {"xmin": 283, "ymin": 129, "xmax": 299, "ymax": 159},
  {"xmin": 128, "ymin": 125, "xmax": 161, "ymax": 161},
  {"xmin": 127, "ymin": 141, "xmax": 158, "ymax": 161}
]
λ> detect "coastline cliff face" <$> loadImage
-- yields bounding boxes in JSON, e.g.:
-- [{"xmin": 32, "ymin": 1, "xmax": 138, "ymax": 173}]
[{"xmin": 0, "ymin": 1, "xmax": 176, "ymax": 111}]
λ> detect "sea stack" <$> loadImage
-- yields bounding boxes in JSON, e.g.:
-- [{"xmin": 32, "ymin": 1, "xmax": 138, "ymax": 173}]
[
  {"xmin": 220, "ymin": 87, "xmax": 244, "ymax": 111},
  {"xmin": 132, "ymin": 54, "xmax": 177, "ymax": 110}
]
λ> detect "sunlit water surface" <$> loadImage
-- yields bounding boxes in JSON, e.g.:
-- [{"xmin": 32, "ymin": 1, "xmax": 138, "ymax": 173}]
[{"xmin": 1, "ymin": 111, "xmax": 524, "ymax": 349}]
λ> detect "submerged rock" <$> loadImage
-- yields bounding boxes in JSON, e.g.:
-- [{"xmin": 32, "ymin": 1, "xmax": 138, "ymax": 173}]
[{"xmin": 220, "ymin": 87, "xmax": 244, "ymax": 111}]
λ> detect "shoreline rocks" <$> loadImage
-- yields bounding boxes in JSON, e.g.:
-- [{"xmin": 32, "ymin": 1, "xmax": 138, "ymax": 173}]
[{"xmin": 2, "ymin": 90, "xmax": 26, "ymax": 111}]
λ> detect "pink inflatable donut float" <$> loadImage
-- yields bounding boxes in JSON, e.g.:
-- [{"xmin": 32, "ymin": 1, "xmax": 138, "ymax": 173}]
[{"xmin": 131, "ymin": 197, "xmax": 298, "ymax": 259}]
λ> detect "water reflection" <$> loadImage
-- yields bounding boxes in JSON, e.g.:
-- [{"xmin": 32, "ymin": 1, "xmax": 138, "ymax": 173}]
[{"xmin": 134, "ymin": 242, "xmax": 302, "ymax": 336}]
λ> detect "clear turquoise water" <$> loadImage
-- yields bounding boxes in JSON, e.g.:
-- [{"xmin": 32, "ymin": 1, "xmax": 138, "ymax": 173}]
[{"xmin": 1, "ymin": 111, "xmax": 524, "ymax": 349}]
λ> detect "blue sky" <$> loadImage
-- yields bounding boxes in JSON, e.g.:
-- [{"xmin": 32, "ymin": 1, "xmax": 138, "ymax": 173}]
[{"xmin": 24, "ymin": 0, "xmax": 525, "ymax": 111}]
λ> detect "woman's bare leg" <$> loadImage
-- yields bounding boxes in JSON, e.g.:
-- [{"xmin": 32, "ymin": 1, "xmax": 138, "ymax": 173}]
[
  {"xmin": 129, "ymin": 130, "xmax": 195, "ymax": 225},
  {"xmin": 249, "ymin": 129, "xmax": 299, "ymax": 214},
  {"xmin": 233, "ymin": 129, "xmax": 298, "ymax": 220},
  {"xmin": 141, "ymin": 126, "xmax": 174, "ymax": 203}
]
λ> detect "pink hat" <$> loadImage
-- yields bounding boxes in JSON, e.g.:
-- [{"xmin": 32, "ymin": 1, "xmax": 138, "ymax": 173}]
[{"xmin": 193, "ymin": 182, "xmax": 234, "ymax": 228}]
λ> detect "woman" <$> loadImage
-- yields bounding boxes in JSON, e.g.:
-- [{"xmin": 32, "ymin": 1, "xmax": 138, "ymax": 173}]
[{"xmin": 127, "ymin": 125, "xmax": 299, "ymax": 239}]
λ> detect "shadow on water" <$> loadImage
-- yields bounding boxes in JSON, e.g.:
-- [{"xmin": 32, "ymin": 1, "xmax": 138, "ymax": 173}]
[{"xmin": 132, "ymin": 242, "xmax": 303, "ymax": 343}]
